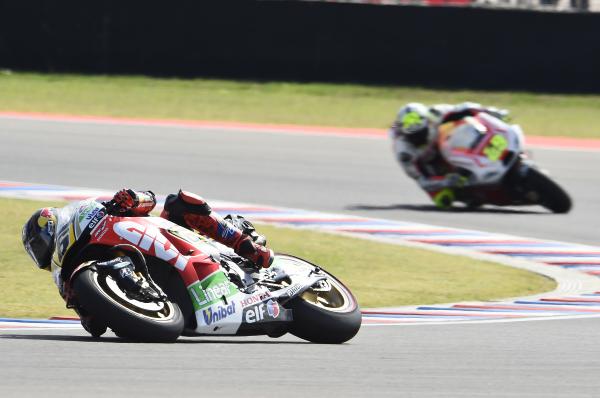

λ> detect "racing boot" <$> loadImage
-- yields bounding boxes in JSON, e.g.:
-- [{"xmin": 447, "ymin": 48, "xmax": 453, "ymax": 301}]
[
  {"xmin": 431, "ymin": 188, "xmax": 455, "ymax": 210},
  {"xmin": 161, "ymin": 190, "xmax": 273, "ymax": 268}
]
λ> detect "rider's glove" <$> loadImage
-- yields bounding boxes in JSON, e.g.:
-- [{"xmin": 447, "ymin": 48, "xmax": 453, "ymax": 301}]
[
  {"xmin": 113, "ymin": 189, "xmax": 137, "ymax": 212},
  {"xmin": 112, "ymin": 189, "xmax": 156, "ymax": 215}
]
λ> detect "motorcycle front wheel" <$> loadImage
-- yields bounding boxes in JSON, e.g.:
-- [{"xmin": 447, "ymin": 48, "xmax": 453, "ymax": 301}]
[
  {"xmin": 72, "ymin": 267, "xmax": 184, "ymax": 342},
  {"xmin": 524, "ymin": 168, "xmax": 572, "ymax": 214},
  {"xmin": 277, "ymin": 255, "xmax": 362, "ymax": 344}
]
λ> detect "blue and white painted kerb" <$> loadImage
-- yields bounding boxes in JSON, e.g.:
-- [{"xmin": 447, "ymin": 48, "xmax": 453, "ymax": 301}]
[
  {"xmin": 0, "ymin": 317, "xmax": 82, "ymax": 330},
  {"xmin": 4, "ymin": 180, "xmax": 600, "ymax": 328}
]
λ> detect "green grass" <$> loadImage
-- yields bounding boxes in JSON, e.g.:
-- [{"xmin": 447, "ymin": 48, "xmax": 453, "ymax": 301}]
[
  {"xmin": 0, "ymin": 197, "xmax": 555, "ymax": 318},
  {"xmin": 1, "ymin": 72, "xmax": 599, "ymax": 138},
  {"xmin": 0, "ymin": 199, "xmax": 69, "ymax": 318}
]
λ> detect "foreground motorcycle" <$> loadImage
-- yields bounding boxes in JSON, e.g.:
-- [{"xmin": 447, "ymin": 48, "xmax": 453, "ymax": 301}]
[
  {"xmin": 428, "ymin": 112, "xmax": 571, "ymax": 213},
  {"xmin": 57, "ymin": 199, "xmax": 361, "ymax": 343}
]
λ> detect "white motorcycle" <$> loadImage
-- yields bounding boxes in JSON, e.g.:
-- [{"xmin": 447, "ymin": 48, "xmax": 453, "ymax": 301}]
[{"xmin": 429, "ymin": 112, "xmax": 571, "ymax": 213}]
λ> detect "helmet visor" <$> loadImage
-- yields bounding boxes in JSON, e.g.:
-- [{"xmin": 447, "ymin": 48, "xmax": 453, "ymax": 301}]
[{"xmin": 22, "ymin": 218, "xmax": 55, "ymax": 269}]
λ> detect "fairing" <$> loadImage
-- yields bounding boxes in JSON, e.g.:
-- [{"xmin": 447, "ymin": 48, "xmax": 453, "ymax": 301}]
[
  {"xmin": 438, "ymin": 113, "xmax": 522, "ymax": 185},
  {"xmin": 85, "ymin": 214, "xmax": 290, "ymax": 335}
]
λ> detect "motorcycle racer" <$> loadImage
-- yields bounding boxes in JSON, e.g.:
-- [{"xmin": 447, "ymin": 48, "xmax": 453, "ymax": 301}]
[
  {"xmin": 21, "ymin": 189, "xmax": 273, "ymax": 335},
  {"xmin": 390, "ymin": 102, "xmax": 509, "ymax": 208}
]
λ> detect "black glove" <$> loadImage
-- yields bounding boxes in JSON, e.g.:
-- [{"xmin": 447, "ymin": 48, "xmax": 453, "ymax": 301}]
[{"xmin": 224, "ymin": 214, "xmax": 267, "ymax": 246}]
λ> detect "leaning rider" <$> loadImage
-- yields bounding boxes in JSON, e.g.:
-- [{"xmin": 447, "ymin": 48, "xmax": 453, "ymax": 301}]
[
  {"xmin": 21, "ymin": 189, "xmax": 273, "ymax": 334},
  {"xmin": 389, "ymin": 102, "xmax": 509, "ymax": 208}
]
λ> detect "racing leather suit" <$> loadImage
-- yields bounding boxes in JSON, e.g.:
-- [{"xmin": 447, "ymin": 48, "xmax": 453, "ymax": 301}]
[
  {"xmin": 391, "ymin": 102, "xmax": 509, "ymax": 195},
  {"xmin": 49, "ymin": 189, "xmax": 273, "ymax": 294}
]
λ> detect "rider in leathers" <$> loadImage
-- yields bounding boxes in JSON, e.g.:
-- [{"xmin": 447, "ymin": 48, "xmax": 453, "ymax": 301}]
[
  {"xmin": 22, "ymin": 189, "xmax": 273, "ymax": 335},
  {"xmin": 390, "ymin": 102, "xmax": 509, "ymax": 208}
]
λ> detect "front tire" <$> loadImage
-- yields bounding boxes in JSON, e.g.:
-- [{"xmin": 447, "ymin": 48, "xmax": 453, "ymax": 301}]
[
  {"xmin": 72, "ymin": 267, "xmax": 184, "ymax": 342},
  {"xmin": 278, "ymin": 255, "xmax": 362, "ymax": 344},
  {"xmin": 524, "ymin": 168, "xmax": 572, "ymax": 213}
]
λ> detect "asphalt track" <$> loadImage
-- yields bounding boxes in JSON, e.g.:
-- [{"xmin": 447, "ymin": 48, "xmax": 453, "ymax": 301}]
[
  {"xmin": 2, "ymin": 117, "xmax": 600, "ymax": 397},
  {"xmin": 2, "ymin": 117, "xmax": 599, "ymax": 245}
]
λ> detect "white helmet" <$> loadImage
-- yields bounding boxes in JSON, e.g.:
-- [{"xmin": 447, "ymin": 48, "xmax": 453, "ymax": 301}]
[{"xmin": 393, "ymin": 103, "xmax": 432, "ymax": 147}]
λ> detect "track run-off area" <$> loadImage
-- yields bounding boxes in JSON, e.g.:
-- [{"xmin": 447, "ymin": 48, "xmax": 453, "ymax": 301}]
[{"xmin": 2, "ymin": 114, "xmax": 600, "ymax": 397}]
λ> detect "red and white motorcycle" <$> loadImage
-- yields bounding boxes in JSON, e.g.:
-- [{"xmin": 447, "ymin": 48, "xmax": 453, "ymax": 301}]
[
  {"xmin": 428, "ymin": 112, "xmax": 572, "ymax": 213},
  {"xmin": 56, "ymin": 199, "xmax": 361, "ymax": 343}
]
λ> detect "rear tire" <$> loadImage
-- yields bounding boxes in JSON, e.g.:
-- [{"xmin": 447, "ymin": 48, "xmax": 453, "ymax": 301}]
[
  {"xmin": 524, "ymin": 168, "xmax": 572, "ymax": 213},
  {"xmin": 278, "ymin": 255, "xmax": 361, "ymax": 344},
  {"xmin": 287, "ymin": 297, "xmax": 362, "ymax": 344},
  {"xmin": 72, "ymin": 267, "xmax": 184, "ymax": 342}
]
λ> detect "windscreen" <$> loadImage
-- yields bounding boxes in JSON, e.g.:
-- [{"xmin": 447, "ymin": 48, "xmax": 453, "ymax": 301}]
[{"xmin": 444, "ymin": 119, "xmax": 486, "ymax": 150}]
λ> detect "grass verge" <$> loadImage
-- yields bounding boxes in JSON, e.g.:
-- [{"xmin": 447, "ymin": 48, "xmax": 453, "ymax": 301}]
[
  {"xmin": 0, "ymin": 72, "xmax": 599, "ymax": 138},
  {"xmin": 1, "ymin": 197, "xmax": 555, "ymax": 318}
]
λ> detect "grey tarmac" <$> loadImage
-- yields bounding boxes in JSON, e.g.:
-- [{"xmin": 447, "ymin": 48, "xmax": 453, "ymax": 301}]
[
  {"xmin": 2, "ymin": 319, "xmax": 600, "ymax": 397},
  {"xmin": 1, "ymin": 117, "xmax": 600, "ymax": 397}
]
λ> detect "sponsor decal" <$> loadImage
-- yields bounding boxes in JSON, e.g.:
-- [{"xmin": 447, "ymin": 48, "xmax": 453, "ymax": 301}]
[
  {"xmin": 85, "ymin": 207, "xmax": 102, "ymax": 221},
  {"xmin": 113, "ymin": 220, "xmax": 188, "ymax": 271},
  {"xmin": 188, "ymin": 271, "xmax": 238, "ymax": 311},
  {"xmin": 77, "ymin": 202, "xmax": 96, "ymax": 223},
  {"xmin": 244, "ymin": 299, "xmax": 281, "ymax": 324},
  {"xmin": 240, "ymin": 290, "xmax": 272, "ymax": 308},
  {"xmin": 92, "ymin": 218, "xmax": 109, "ymax": 240},
  {"xmin": 202, "ymin": 302, "xmax": 236, "ymax": 326},
  {"xmin": 286, "ymin": 283, "xmax": 304, "ymax": 297},
  {"xmin": 37, "ymin": 208, "xmax": 56, "ymax": 235},
  {"xmin": 87, "ymin": 210, "xmax": 105, "ymax": 230},
  {"xmin": 77, "ymin": 202, "xmax": 106, "ymax": 233},
  {"xmin": 266, "ymin": 299, "xmax": 280, "ymax": 318},
  {"xmin": 217, "ymin": 222, "xmax": 236, "ymax": 242}
]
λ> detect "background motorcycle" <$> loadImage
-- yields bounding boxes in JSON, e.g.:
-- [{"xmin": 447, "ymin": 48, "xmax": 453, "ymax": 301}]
[
  {"xmin": 426, "ymin": 112, "xmax": 572, "ymax": 213},
  {"xmin": 54, "ymin": 199, "xmax": 361, "ymax": 343}
]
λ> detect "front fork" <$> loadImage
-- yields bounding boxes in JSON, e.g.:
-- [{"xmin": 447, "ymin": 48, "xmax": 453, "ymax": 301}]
[{"xmin": 502, "ymin": 157, "xmax": 539, "ymax": 203}]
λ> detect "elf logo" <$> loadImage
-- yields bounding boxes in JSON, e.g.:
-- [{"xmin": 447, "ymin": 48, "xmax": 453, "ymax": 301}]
[{"xmin": 245, "ymin": 300, "xmax": 280, "ymax": 323}]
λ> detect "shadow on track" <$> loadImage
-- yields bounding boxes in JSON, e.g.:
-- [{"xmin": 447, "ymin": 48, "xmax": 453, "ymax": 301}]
[
  {"xmin": 346, "ymin": 203, "xmax": 546, "ymax": 215},
  {"xmin": 176, "ymin": 338, "xmax": 309, "ymax": 345},
  {"xmin": 0, "ymin": 334, "xmax": 308, "ymax": 345},
  {"xmin": 0, "ymin": 334, "xmax": 124, "ymax": 343}
]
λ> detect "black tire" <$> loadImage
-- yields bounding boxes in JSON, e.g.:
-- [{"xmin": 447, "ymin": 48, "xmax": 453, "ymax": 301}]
[
  {"xmin": 279, "ymin": 255, "xmax": 362, "ymax": 344},
  {"xmin": 524, "ymin": 168, "xmax": 572, "ymax": 213},
  {"xmin": 72, "ymin": 267, "xmax": 184, "ymax": 342}
]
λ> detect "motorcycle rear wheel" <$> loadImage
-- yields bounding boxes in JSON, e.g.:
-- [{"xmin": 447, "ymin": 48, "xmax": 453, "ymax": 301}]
[
  {"xmin": 72, "ymin": 267, "xmax": 184, "ymax": 342},
  {"xmin": 279, "ymin": 255, "xmax": 362, "ymax": 344},
  {"xmin": 524, "ymin": 168, "xmax": 572, "ymax": 214}
]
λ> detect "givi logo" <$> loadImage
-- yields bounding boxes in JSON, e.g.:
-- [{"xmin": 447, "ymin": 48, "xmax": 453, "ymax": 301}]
[{"xmin": 113, "ymin": 221, "xmax": 187, "ymax": 271}]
